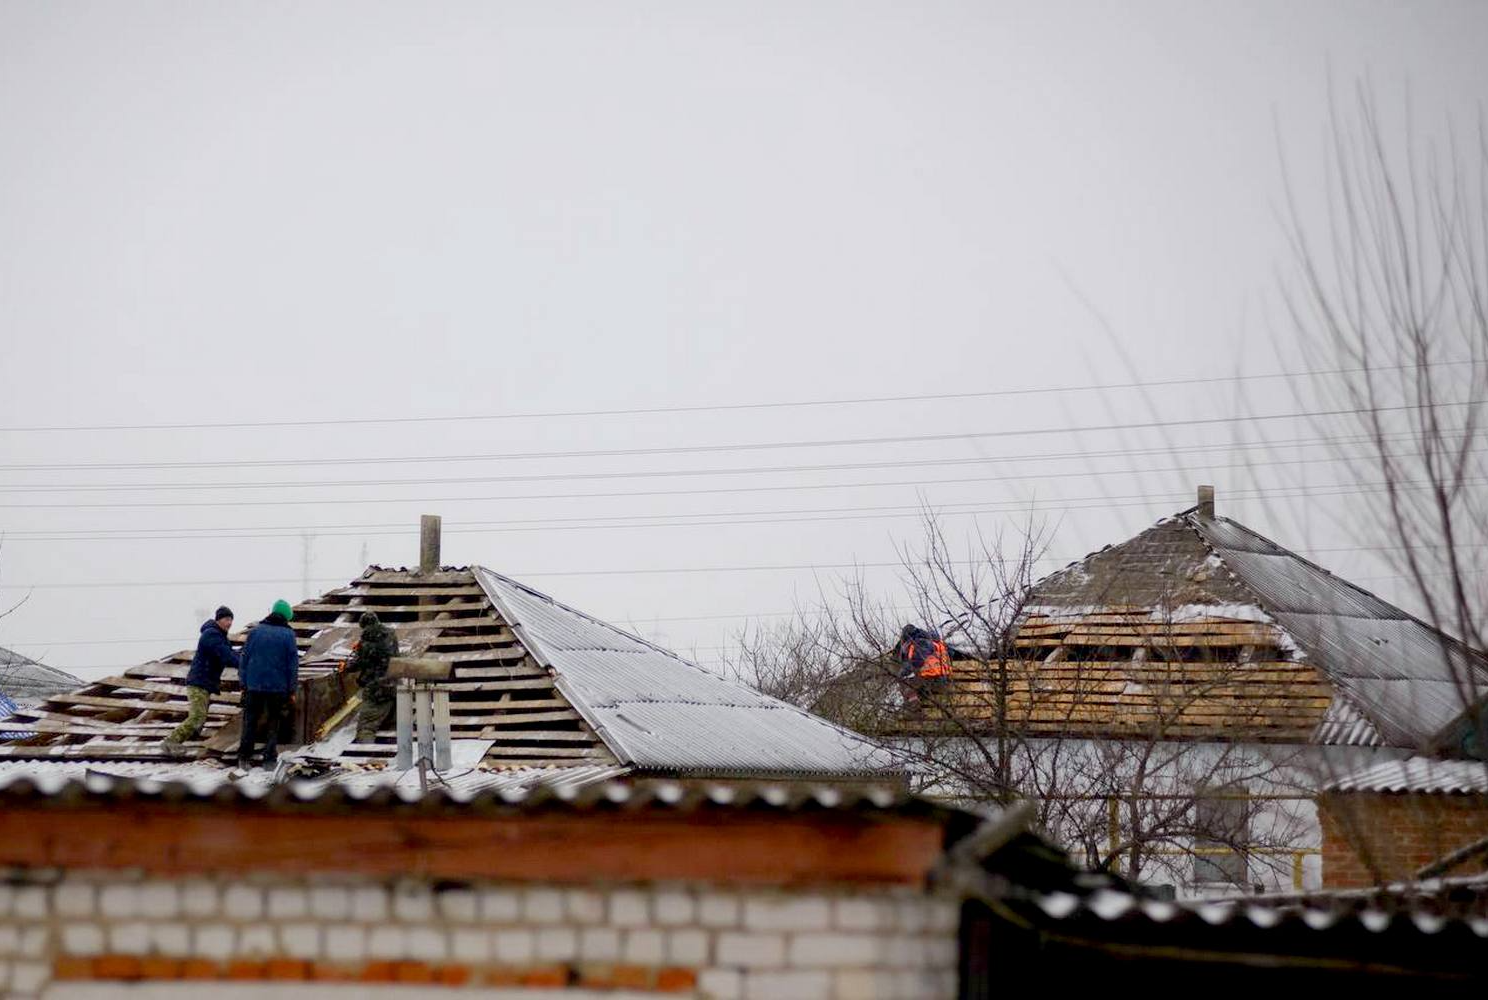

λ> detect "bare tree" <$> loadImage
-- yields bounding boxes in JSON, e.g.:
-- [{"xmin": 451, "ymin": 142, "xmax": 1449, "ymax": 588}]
[{"xmin": 1276, "ymin": 84, "xmax": 1488, "ymax": 885}]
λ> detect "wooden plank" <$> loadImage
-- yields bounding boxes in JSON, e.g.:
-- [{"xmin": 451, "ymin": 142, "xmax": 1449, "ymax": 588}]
[
  {"xmin": 423, "ymin": 632, "xmax": 519, "ymax": 648},
  {"xmin": 427, "ymin": 648, "xmax": 528, "ymax": 664},
  {"xmin": 101, "ymin": 676, "xmax": 243, "ymax": 705},
  {"xmin": 480, "ymin": 730, "xmax": 598, "ymax": 743},
  {"xmin": 5, "ymin": 709, "xmax": 119, "ymax": 732},
  {"xmin": 448, "ymin": 697, "xmax": 570, "ymax": 710},
  {"xmin": 0, "ymin": 744, "xmax": 188, "ymax": 760},
  {"xmin": 124, "ymin": 660, "xmax": 213, "ymax": 681},
  {"xmin": 294, "ymin": 600, "xmax": 491, "ymax": 614},
  {"xmin": 361, "ymin": 570, "xmax": 474, "ymax": 585},
  {"xmin": 16, "ymin": 720, "xmax": 202, "ymax": 738},
  {"xmin": 473, "ymin": 710, "xmax": 583, "ymax": 725},
  {"xmin": 330, "ymin": 585, "xmax": 486, "ymax": 598},
  {"xmin": 452, "ymin": 668, "xmax": 550, "ymax": 683},
  {"xmin": 43, "ymin": 693, "xmax": 238, "ymax": 717},
  {"xmin": 291, "ymin": 616, "xmax": 505, "ymax": 632},
  {"xmin": 446, "ymin": 677, "xmax": 555, "ymax": 690}
]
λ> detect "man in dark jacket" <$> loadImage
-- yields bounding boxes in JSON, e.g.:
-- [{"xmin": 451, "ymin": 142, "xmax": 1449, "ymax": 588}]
[
  {"xmin": 236, "ymin": 599, "xmax": 300, "ymax": 770},
  {"xmin": 163, "ymin": 605, "xmax": 238, "ymax": 757},
  {"xmin": 353, "ymin": 611, "xmax": 401, "ymax": 743}
]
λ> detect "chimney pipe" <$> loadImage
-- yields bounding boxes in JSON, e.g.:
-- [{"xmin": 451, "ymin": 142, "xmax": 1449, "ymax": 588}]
[
  {"xmin": 420, "ymin": 514, "xmax": 441, "ymax": 574},
  {"xmin": 1197, "ymin": 485, "xmax": 1215, "ymax": 518}
]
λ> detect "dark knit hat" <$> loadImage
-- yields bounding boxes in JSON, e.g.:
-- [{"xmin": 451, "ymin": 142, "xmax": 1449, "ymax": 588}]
[
  {"xmin": 359, "ymin": 611, "xmax": 380, "ymax": 627},
  {"xmin": 214, "ymin": 606, "xmax": 234, "ymax": 621}
]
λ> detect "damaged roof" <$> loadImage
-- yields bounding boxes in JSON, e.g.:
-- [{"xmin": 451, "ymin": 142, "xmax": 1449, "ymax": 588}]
[
  {"xmin": 1006, "ymin": 499, "xmax": 1488, "ymax": 749},
  {"xmin": 1, "ymin": 565, "xmax": 900, "ymax": 782}
]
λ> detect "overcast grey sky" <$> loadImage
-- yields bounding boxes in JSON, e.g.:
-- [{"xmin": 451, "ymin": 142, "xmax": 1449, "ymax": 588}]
[{"xmin": 1, "ymin": 1, "xmax": 1486, "ymax": 680}]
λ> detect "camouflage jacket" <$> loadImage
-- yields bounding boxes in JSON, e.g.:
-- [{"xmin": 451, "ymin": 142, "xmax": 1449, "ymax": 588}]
[{"xmin": 352, "ymin": 622, "xmax": 400, "ymax": 698}]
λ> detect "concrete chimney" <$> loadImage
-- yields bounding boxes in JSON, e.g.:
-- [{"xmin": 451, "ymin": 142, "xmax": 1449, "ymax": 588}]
[
  {"xmin": 419, "ymin": 514, "xmax": 441, "ymax": 574},
  {"xmin": 1196, "ymin": 485, "xmax": 1215, "ymax": 518}
]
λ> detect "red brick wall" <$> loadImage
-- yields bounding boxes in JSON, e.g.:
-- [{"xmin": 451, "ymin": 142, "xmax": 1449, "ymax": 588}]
[{"xmin": 1319, "ymin": 792, "xmax": 1488, "ymax": 887}]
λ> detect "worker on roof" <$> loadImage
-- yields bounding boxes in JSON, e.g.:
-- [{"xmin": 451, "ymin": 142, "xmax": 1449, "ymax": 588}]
[
  {"xmin": 163, "ymin": 605, "xmax": 238, "ymax": 758},
  {"xmin": 896, "ymin": 623, "xmax": 951, "ymax": 707},
  {"xmin": 236, "ymin": 599, "xmax": 300, "ymax": 771},
  {"xmin": 353, "ymin": 611, "xmax": 401, "ymax": 744}
]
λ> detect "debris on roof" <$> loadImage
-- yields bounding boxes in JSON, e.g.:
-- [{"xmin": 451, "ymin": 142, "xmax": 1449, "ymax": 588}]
[
  {"xmin": 929, "ymin": 490, "xmax": 1488, "ymax": 748},
  {"xmin": 1, "ymin": 565, "xmax": 900, "ymax": 783}
]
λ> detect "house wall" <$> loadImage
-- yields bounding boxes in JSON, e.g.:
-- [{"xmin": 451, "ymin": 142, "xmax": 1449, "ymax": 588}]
[
  {"xmin": 901, "ymin": 737, "xmax": 1401, "ymax": 896},
  {"xmin": 0, "ymin": 867, "xmax": 959, "ymax": 999},
  {"xmin": 1318, "ymin": 792, "xmax": 1488, "ymax": 887}
]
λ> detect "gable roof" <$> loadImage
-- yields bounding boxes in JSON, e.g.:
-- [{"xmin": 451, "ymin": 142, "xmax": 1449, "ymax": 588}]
[
  {"xmin": 1014, "ymin": 506, "xmax": 1488, "ymax": 748},
  {"xmin": 1, "ymin": 566, "xmax": 899, "ymax": 782}
]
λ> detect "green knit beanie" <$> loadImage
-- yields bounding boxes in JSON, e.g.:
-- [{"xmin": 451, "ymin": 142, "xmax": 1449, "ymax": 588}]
[{"xmin": 272, "ymin": 599, "xmax": 294, "ymax": 621}]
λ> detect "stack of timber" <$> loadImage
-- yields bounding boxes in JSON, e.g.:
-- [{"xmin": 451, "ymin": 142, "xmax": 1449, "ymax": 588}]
[{"xmin": 916, "ymin": 609, "xmax": 1334, "ymax": 742}]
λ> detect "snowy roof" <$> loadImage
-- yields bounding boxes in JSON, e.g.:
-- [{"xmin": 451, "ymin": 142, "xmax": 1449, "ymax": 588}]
[{"xmin": 1012, "ymin": 505, "xmax": 1488, "ymax": 749}]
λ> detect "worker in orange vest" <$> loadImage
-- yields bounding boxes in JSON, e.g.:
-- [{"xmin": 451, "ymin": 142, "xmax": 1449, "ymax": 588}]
[{"xmin": 896, "ymin": 624, "xmax": 951, "ymax": 707}]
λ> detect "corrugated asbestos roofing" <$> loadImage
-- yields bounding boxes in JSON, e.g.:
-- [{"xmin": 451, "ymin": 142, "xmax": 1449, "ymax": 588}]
[
  {"xmin": 1190, "ymin": 515, "xmax": 1488, "ymax": 749},
  {"xmin": 1019, "ymin": 883, "xmax": 1488, "ymax": 935},
  {"xmin": 1325, "ymin": 755, "xmax": 1488, "ymax": 794},
  {"xmin": 474, "ymin": 567, "xmax": 903, "ymax": 777},
  {"xmin": 0, "ymin": 647, "xmax": 83, "ymax": 703},
  {"xmin": 0, "ymin": 762, "xmax": 923, "ymax": 815},
  {"xmin": 1025, "ymin": 509, "xmax": 1488, "ymax": 749}
]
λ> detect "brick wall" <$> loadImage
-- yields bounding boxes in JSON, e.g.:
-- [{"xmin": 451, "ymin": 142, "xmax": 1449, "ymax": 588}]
[
  {"xmin": 0, "ymin": 869, "xmax": 959, "ymax": 999},
  {"xmin": 1319, "ymin": 792, "xmax": 1488, "ymax": 888}
]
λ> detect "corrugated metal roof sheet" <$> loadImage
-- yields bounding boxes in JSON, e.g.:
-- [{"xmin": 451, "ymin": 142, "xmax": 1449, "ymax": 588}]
[
  {"xmin": 1326, "ymin": 756, "xmax": 1488, "ymax": 794},
  {"xmin": 1191, "ymin": 515, "xmax": 1488, "ymax": 748},
  {"xmin": 475, "ymin": 568, "xmax": 903, "ymax": 777}
]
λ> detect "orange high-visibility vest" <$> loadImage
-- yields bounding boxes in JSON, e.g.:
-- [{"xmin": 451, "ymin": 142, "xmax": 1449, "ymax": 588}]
[{"xmin": 919, "ymin": 638, "xmax": 951, "ymax": 678}]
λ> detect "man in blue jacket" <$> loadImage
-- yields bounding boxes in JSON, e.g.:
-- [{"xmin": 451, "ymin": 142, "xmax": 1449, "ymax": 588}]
[
  {"xmin": 236, "ymin": 599, "xmax": 300, "ymax": 770},
  {"xmin": 163, "ymin": 605, "xmax": 239, "ymax": 757}
]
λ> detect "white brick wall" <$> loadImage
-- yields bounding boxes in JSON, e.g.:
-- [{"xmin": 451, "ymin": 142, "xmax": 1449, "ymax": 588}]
[{"xmin": 0, "ymin": 871, "xmax": 960, "ymax": 999}]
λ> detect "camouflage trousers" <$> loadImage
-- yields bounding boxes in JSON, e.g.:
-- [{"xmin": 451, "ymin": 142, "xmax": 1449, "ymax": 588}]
[
  {"xmin": 356, "ymin": 690, "xmax": 396, "ymax": 743},
  {"xmin": 168, "ymin": 686, "xmax": 211, "ymax": 744}
]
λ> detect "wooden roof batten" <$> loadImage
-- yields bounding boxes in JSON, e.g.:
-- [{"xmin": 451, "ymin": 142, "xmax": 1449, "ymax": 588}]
[
  {"xmin": 0, "ymin": 562, "xmax": 615, "ymax": 771},
  {"xmin": 908, "ymin": 486, "xmax": 1485, "ymax": 747}
]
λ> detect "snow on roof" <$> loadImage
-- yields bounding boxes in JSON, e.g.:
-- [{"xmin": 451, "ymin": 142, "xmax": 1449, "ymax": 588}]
[{"xmin": 1017, "ymin": 506, "xmax": 1488, "ymax": 749}]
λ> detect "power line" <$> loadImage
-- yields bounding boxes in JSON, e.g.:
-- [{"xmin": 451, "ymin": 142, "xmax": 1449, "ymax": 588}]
[
  {"xmin": 0, "ymin": 430, "xmax": 1454, "ymax": 496},
  {"xmin": 0, "ymin": 478, "xmax": 1476, "ymax": 590},
  {"xmin": 0, "ymin": 360, "xmax": 1468, "ymax": 434},
  {"xmin": 0, "ymin": 448, "xmax": 1422, "ymax": 516},
  {"xmin": 0, "ymin": 401, "xmax": 1458, "ymax": 473}
]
